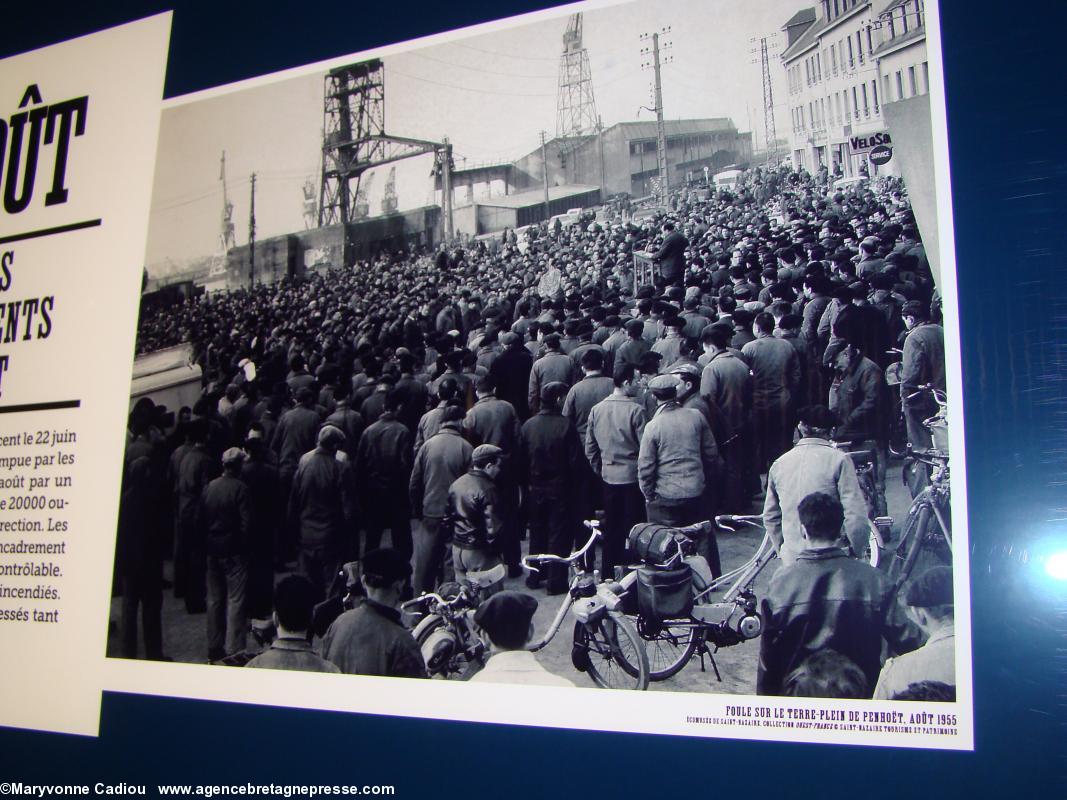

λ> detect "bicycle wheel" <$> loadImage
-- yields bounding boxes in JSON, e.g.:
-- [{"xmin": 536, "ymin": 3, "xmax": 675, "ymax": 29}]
[
  {"xmin": 572, "ymin": 613, "xmax": 649, "ymax": 690},
  {"xmin": 886, "ymin": 501, "xmax": 949, "ymax": 594},
  {"xmin": 632, "ymin": 617, "xmax": 703, "ymax": 681}
]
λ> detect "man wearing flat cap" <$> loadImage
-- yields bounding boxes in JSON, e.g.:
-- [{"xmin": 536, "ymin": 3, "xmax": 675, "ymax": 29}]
[
  {"xmin": 321, "ymin": 548, "xmax": 427, "ymax": 678},
  {"xmin": 874, "ymin": 566, "xmax": 955, "ymax": 699},
  {"xmin": 445, "ymin": 444, "xmax": 507, "ymax": 584},
  {"xmin": 201, "ymin": 447, "xmax": 252, "ymax": 661},
  {"xmin": 469, "ymin": 590, "xmax": 575, "ymax": 687}
]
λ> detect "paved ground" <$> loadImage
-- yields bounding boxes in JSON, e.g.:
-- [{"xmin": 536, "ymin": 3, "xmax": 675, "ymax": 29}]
[{"xmin": 107, "ymin": 460, "xmax": 915, "ymax": 695}]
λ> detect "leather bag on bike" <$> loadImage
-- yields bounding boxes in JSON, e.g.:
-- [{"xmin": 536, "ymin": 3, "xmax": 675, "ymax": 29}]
[
  {"xmin": 627, "ymin": 523, "xmax": 680, "ymax": 564},
  {"xmin": 636, "ymin": 566, "xmax": 693, "ymax": 621}
]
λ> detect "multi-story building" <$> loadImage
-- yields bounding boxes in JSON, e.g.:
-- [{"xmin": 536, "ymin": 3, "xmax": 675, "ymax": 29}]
[
  {"xmin": 780, "ymin": 1, "xmax": 926, "ymax": 179},
  {"xmin": 873, "ymin": 0, "xmax": 929, "ymax": 111}
]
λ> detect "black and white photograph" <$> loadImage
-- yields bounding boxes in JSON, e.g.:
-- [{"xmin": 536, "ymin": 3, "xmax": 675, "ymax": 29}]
[{"xmin": 110, "ymin": 0, "xmax": 966, "ymax": 739}]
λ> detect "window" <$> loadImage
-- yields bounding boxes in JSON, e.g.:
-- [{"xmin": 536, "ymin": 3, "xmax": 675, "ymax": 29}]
[
  {"xmin": 901, "ymin": 2, "xmax": 910, "ymax": 34},
  {"xmin": 836, "ymin": 93, "xmax": 843, "ymax": 124},
  {"xmin": 862, "ymin": 84, "xmax": 869, "ymax": 117},
  {"xmin": 833, "ymin": 0, "xmax": 840, "ymax": 16},
  {"xmin": 922, "ymin": 61, "xmax": 929, "ymax": 93},
  {"xmin": 872, "ymin": 80, "xmax": 879, "ymax": 114},
  {"xmin": 843, "ymin": 89, "xmax": 850, "ymax": 122},
  {"xmin": 896, "ymin": 70, "xmax": 904, "ymax": 100},
  {"xmin": 831, "ymin": 44, "xmax": 838, "ymax": 75},
  {"xmin": 852, "ymin": 85, "xmax": 860, "ymax": 120},
  {"xmin": 883, "ymin": 73, "xmax": 891, "ymax": 100},
  {"xmin": 867, "ymin": 25, "xmax": 873, "ymax": 56},
  {"xmin": 857, "ymin": 31, "xmax": 864, "ymax": 65},
  {"xmin": 909, "ymin": 65, "xmax": 917, "ymax": 96},
  {"xmin": 847, "ymin": 37, "xmax": 854, "ymax": 68},
  {"xmin": 816, "ymin": 52, "xmax": 821, "ymax": 82},
  {"xmin": 888, "ymin": 14, "xmax": 895, "ymax": 38}
]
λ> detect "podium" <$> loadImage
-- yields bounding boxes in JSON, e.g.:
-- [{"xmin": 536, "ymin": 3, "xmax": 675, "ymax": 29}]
[{"xmin": 633, "ymin": 252, "xmax": 657, "ymax": 291}]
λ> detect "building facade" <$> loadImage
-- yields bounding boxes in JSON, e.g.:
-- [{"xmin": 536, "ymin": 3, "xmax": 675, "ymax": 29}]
[
  {"xmin": 443, "ymin": 118, "xmax": 751, "ymax": 207},
  {"xmin": 780, "ymin": 1, "xmax": 927, "ymax": 179}
]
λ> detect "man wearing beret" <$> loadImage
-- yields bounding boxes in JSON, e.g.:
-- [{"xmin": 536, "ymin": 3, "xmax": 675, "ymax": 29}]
[
  {"xmin": 874, "ymin": 566, "xmax": 955, "ymax": 699},
  {"xmin": 321, "ymin": 548, "xmax": 427, "ymax": 678},
  {"xmin": 469, "ymin": 591, "xmax": 575, "ymax": 687}
]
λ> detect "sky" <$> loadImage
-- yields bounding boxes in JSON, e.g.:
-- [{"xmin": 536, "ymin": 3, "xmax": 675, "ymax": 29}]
[{"xmin": 145, "ymin": 0, "xmax": 806, "ymax": 273}]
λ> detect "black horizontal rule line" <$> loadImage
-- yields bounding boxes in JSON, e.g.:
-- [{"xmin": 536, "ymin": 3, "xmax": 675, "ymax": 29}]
[
  {"xmin": 0, "ymin": 218, "xmax": 102, "ymax": 246},
  {"xmin": 0, "ymin": 399, "xmax": 80, "ymax": 414}
]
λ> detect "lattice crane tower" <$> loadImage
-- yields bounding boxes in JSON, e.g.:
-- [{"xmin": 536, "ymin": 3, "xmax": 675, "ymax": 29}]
[{"xmin": 556, "ymin": 14, "xmax": 599, "ymax": 147}]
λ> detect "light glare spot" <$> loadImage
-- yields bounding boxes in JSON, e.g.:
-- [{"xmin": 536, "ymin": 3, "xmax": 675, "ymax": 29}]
[{"xmin": 1046, "ymin": 551, "xmax": 1067, "ymax": 581}]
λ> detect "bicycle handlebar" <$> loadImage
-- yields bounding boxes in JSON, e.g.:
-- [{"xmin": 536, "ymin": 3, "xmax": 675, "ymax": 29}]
[
  {"xmin": 715, "ymin": 514, "xmax": 764, "ymax": 532},
  {"xmin": 522, "ymin": 520, "xmax": 601, "ymax": 572}
]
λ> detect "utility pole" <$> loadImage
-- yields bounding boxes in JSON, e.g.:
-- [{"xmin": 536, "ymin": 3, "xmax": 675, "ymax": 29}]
[
  {"xmin": 248, "ymin": 172, "xmax": 256, "ymax": 290},
  {"xmin": 597, "ymin": 115, "xmax": 607, "ymax": 198},
  {"xmin": 540, "ymin": 130, "xmax": 550, "ymax": 220},
  {"xmin": 441, "ymin": 137, "xmax": 454, "ymax": 242},
  {"xmin": 640, "ymin": 28, "xmax": 671, "ymax": 203}
]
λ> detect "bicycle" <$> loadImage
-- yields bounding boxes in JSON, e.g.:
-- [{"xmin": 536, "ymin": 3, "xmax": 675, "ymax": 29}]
[
  {"xmin": 610, "ymin": 516, "xmax": 777, "ymax": 682},
  {"xmin": 830, "ymin": 441, "xmax": 891, "ymax": 567},
  {"xmin": 402, "ymin": 564, "xmax": 506, "ymax": 679},
  {"xmin": 522, "ymin": 520, "xmax": 650, "ymax": 690},
  {"xmin": 885, "ymin": 446, "xmax": 952, "ymax": 597}
]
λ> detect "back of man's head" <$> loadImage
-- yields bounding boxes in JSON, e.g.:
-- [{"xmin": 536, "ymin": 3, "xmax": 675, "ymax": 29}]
[
  {"xmin": 783, "ymin": 649, "xmax": 869, "ymax": 699},
  {"xmin": 797, "ymin": 491, "xmax": 844, "ymax": 544},
  {"xmin": 274, "ymin": 575, "xmax": 316, "ymax": 635}
]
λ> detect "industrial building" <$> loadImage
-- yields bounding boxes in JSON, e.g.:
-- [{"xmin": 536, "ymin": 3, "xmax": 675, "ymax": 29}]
[
  {"xmin": 446, "ymin": 118, "xmax": 752, "ymax": 237},
  {"xmin": 225, "ymin": 205, "xmax": 441, "ymax": 290}
]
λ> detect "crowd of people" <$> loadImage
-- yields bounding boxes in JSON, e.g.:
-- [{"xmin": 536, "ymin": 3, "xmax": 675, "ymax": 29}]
[{"xmin": 114, "ymin": 163, "xmax": 952, "ymax": 699}]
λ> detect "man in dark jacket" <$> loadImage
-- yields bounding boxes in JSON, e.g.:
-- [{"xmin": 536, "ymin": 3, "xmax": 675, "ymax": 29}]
[
  {"xmin": 355, "ymin": 389, "xmax": 414, "ymax": 560},
  {"xmin": 175, "ymin": 419, "xmax": 219, "ymax": 613},
  {"xmin": 445, "ymin": 445, "xmax": 506, "ymax": 583},
  {"xmin": 652, "ymin": 221, "xmax": 688, "ymax": 289},
  {"xmin": 830, "ymin": 343, "xmax": 890, "ymax": 516},
  {"xmin": 409, "ymin": 406, "xmax": 472, "ymax": 593},
  {"xmin": 463, "ymin": 375, "xmax": 523, "ymax": 575},
  {"xmin": 519, "ymin": 382, "xmax": 582, "ymax": 593},
  {"xmin": 900, "ymin": 300, "xmax": 946, "ymax": 451},
  {"xmin": 290, "ymin": 425, "xmax": 356, "ymax": 599},
  {"xmin": 200, "ymin": 447, "xmax": 253, "ymax": 661},
  {"xmin": 272, "ymin": 386, "xmax": 323, "ymax": 563},
  {"xmin": 241, "ymin": 425, "xmax": 281, "ymax": 622},
  {"xmin": 321, "ymin": 548, "xmax": 426, "ymax": 678},
  {"xmin": 757, "ymin": 492, "xmax": 918, "ymax": 696},
  {"xmin": 489, "ymin": 331, "xmax": 534, "ymax": 422}
]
